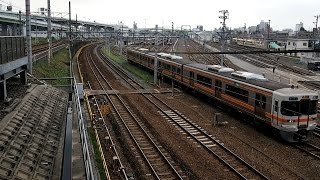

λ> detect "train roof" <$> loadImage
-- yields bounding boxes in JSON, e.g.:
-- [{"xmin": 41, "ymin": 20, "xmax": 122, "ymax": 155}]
[
  {"xmin": 185, "ymin": 63, "xmax": 290, "ymax": 91},
  {"xmin": 274, "ymin": 88, "xmax": 318, "ymax": 97},
  {"xmin": 129, "ymin": 49, "xmax": 290, "ymax": 91}
]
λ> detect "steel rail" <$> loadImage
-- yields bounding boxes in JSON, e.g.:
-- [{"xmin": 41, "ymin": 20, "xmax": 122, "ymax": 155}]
[
  {"xmin": 85, "ymin": 45, "xmax": 183, "ymax": 179},
  {"xmin": 97, "ymin": 46, "xmax": 269, "ymax": 180}
]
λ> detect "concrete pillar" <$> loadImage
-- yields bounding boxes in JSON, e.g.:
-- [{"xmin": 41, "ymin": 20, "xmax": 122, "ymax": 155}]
[
  {"xmin": 0, "ymin": 80, "xmax": 7, "ymax": 101},
  {"xmin": 20, "ymin": 70, "xmax": 27, "ymax": 85}
]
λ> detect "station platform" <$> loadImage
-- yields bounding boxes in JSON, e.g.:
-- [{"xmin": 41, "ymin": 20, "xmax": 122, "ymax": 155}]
[{"xmin": 0, "ymin": 84, "xmax": 68, "ymax": 179}]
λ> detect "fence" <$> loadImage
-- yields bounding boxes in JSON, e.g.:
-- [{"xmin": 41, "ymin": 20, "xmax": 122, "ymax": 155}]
[
  {"xmin": 0, "ymin": 36, "xmax": 25, "ymax": 64},
  {"xmin": 74, "ymin": 79, "xmax": 95, "ymax": 180}
]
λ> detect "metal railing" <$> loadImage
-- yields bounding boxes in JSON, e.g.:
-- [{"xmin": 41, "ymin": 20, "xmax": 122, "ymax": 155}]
[{"xmin": 74, "ymin": 79, "xmax": 95, "ymax": 180}]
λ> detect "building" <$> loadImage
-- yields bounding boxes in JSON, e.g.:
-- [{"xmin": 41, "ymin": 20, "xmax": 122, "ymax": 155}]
[
  {"xmin": 257, "ymin": 20, "xmax": 268, "ymax": 32},
  {"xmin": 295, "ymin": 22, "xmax": 303, "ymax": 32},
  {"xmin": 196, "ymin": 31, "xmax": 213, "ymax": 42},
  {"xmin": 197, "ymin": 25, "xmax": 203, "ymax": 31},
  {"xmin": 248, "ymin": 26, "xmax": 257, "ymax": 34},
  {"xmin": 279, "ymin": 38, "xmax": 313, "ymax": 58}
]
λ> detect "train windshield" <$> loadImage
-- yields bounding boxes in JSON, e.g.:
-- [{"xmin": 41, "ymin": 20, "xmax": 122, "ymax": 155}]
[{"xmin": 281, "ymin": 100, "xmax": 318, "ymax": 116}]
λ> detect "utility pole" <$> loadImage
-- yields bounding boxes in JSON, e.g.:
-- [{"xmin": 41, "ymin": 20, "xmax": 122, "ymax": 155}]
[
  {"xmin": 76, "ymin": 14, "xmax": 78, "ymax": 33},
  {"xmin": 313, "ymin": 15, "xmax": 319, "ymax": 56},
  {"xmin": 172, "ymin": 22, "xmax": 174, "ymax": 34},
  {"xmin": 219, "ymin": 10, "xmax": 229, "ymax": 66},
  {"xmin": 68, "ymin": 1, "xmax": 72, "ymax": 60},
  {"xmin": 268, "ymin": 19, "xmax": 271, "ymax": 39},
  {"xmin": 18, "ymin": 11, "xmax": 22, "ymax": 35},
  {"xmin": 120, "ymin": 25, "xmax": 123, "ymax": 56},
  {"xmin": 243, "ymin": 23, "xmax": 246, "ymax": 45},
  {"xmin": 133, "ymin": 21, "xmax": 136, "ymax": 45},
  {"xmin": 25, "ymin": 0, "xmax": 32, "ymax": 74},
  {"xmin": 47, "ymin": 0, "xmax": 52, "ymax": 63},
  {"xmin": 154, "ymin": 25, "xmax": 158, "ymax": 85}
]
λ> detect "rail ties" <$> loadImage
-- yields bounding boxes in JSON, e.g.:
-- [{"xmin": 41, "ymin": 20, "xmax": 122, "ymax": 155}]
[
  {"xmin": 314, "ymin": 126, "xmax": 320, "ymax": 135},
  {"xmin": 295, "ymin": 143, "xmax": 320, "ymax": 160},
  {"xmin": 159, "ymin": 109, "xmax": 268, "ymax": 179},
  {"xmin": 109, "ymin": 95, "xmax": 184, "ymax": 179}
]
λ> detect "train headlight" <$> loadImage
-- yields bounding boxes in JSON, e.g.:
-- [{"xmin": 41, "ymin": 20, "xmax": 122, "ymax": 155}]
[{"xmin": 309, "ymin": 123, "xmax": 317, "ymax": 130}]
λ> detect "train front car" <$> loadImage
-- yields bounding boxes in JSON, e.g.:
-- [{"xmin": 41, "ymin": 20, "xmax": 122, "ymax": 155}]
[{"xmin": 271, "ymin": 87, "xmax": 318, "ymax": 142}]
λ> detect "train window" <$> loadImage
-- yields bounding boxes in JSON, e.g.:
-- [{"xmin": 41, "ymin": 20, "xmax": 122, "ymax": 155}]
[
  {"xmin": 275, "ymin": 101, "xmax": 278, "ymax": 112},
  {"xmin": 226, "ymin": 84, "xmax": 249, "ymax": 102},
  {"xmin": 281, "ymin": 101, "xmax": 299, "ymax": 116},
  {"xmin": 172, "ymin": 66, "xmax": 176, "ymax": 72},
  {"xmin": 197, "ymin": 75, "xmax": 212, "ymax": 87},
  {"xmin": 255, "ymin": 94, "xmax": 266, "ymax": 109},
  {"xmin": 255, "ymin": 94, "xmax": 261, "ymax": 106},
  {"xmin": 190, "ymin": 72, "xmax": 194, "ymax": 79},
  {"xmin": 300, "ymin": 100, "xmax": 317, "ymax": 115},
  {"xmin": 262, "ymin": 96, "xmax": 266, "ymax": 109},
  {"xmin": 177, "ymin": 68, "xmax": 181, "ymax": 74},
  {"xmin": 215, "ymin": 80, "xmax": 222, "ymax": 92}
]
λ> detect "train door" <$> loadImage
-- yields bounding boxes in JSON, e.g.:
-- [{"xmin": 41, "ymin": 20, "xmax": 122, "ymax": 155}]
[
  {"xmin": 215, "ymin": 80, "xmax": 222, "ymax": 98},
  {"xmin": 255, "ymin": 93, "xmax": 266, "ymax": 118},
  {"xmin": 272, "ymin": 100, "xmax": 279, "ymax": 125},
  {"xmin": 190, "ymin": 72, "xmax": 194, "ymax": 86}
]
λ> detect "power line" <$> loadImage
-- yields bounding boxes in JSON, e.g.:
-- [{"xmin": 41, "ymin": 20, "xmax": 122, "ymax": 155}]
[{"xmin": 144, "ymin": 49, "xmax": 320, "ymax": 55}]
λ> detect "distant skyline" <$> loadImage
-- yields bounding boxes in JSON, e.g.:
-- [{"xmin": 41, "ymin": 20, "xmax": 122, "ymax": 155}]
[{"xmin": 1, "ymin": 0, "xmax": 320, "ymax": 31}]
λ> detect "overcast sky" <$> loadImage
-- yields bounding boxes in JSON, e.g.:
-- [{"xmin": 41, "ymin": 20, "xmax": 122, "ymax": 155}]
[{"xmin": 2, "ymin": 0, "xmax": 320, "ymax": 30}]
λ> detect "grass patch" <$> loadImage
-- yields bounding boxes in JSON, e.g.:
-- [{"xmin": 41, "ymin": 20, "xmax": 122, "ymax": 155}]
[
  {"xmin": 33, "ymin": 48, "xmax": 70, "ymax": 85},
  {"xmin": 32, "ymin": 37, "xmax": 48, "ymax": 45},
  {"xmin": 103, "ymin": 48, "xmax": 153, "ymax": 83},
  {"xmin": 87, "ymin": 127, "xmax": 107, "ymax": 180}
]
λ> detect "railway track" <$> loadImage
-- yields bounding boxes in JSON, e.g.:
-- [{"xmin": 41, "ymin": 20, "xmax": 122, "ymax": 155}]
[
  {"xmin": 187, "ymin": 39, "xmax": 240, "ymax": 70},
  {"xmin": 85, "ymin": 45, "xmax": 185, "ymax": 179},
  {"xmin": 97, "ymin": 46, "xmax": 269, "ymax": 179},
  {"xmin": 32, "ymin": 40, "xmax": 65, "ymax": 54},
  {"xmin": 221, "ymin": 43, "xmax": 315, "ymax": 76},
  {"xmin": 295, "ymin": 142, "xmax": 320, "ymax": 160},
  {"xmin": 82, "ymin": 47, "xmax": 129, "ymax": 180},
  {"xmin": 298, "ymin": 81, "xmax": 320, "ymax": 90},
  {"xmin": 314, "ymin": 125, "xmax": 320, "ymax": 138}
]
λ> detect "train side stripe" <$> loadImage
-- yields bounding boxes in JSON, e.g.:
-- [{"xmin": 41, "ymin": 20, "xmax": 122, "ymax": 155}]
[
  {"xmin": 265, "ymin": 113, "xmax": 314, "ymax": 123},
  {"xmin": 221, "ymin": 94, "xmax": 254, "ymax": 111}
]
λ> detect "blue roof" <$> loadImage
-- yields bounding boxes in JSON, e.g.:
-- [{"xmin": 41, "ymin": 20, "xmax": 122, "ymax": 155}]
[{"xmin": 269, "ymin": 42, "xmax": 281, "ymax": 49}]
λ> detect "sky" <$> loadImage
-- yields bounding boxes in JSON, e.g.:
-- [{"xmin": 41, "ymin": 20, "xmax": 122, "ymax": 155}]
[{"xmin": 1, "ymin": 0, "xmax": 320, "ymax": 31}]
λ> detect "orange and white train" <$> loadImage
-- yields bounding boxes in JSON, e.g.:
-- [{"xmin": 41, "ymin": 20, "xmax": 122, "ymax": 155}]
[{"xmin": 127, "ymin": 49, "xmax": 318, "ymax": 142}]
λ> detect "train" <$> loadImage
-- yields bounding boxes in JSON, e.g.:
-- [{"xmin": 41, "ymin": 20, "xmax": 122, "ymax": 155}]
[
  {"xmin": 307, "ymin": 61, "xmax": 320, "ymax": 71},
  {"xmin": 126, "ymin": 49, "xmax": 318, "ymax": 142}
]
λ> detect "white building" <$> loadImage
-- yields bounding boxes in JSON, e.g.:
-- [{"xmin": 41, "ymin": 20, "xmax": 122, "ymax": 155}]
[
  {"xmin": 295, "ymin": 22, "xmax": 303, "ymax": 32},
  {"xmin": 196, "ymin": 31, "xmax": 213, "ymax": 42},
  {"xmin": 258, "ymin": 20, "xmax": 268, "ymax": 32},
  {"xmin": 284, "ymin": 38, "xmax": 312, "ymax": 57},
  {"xmin": 248, "ymin": 26, "xmax": 257, "ymax": 33}
]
